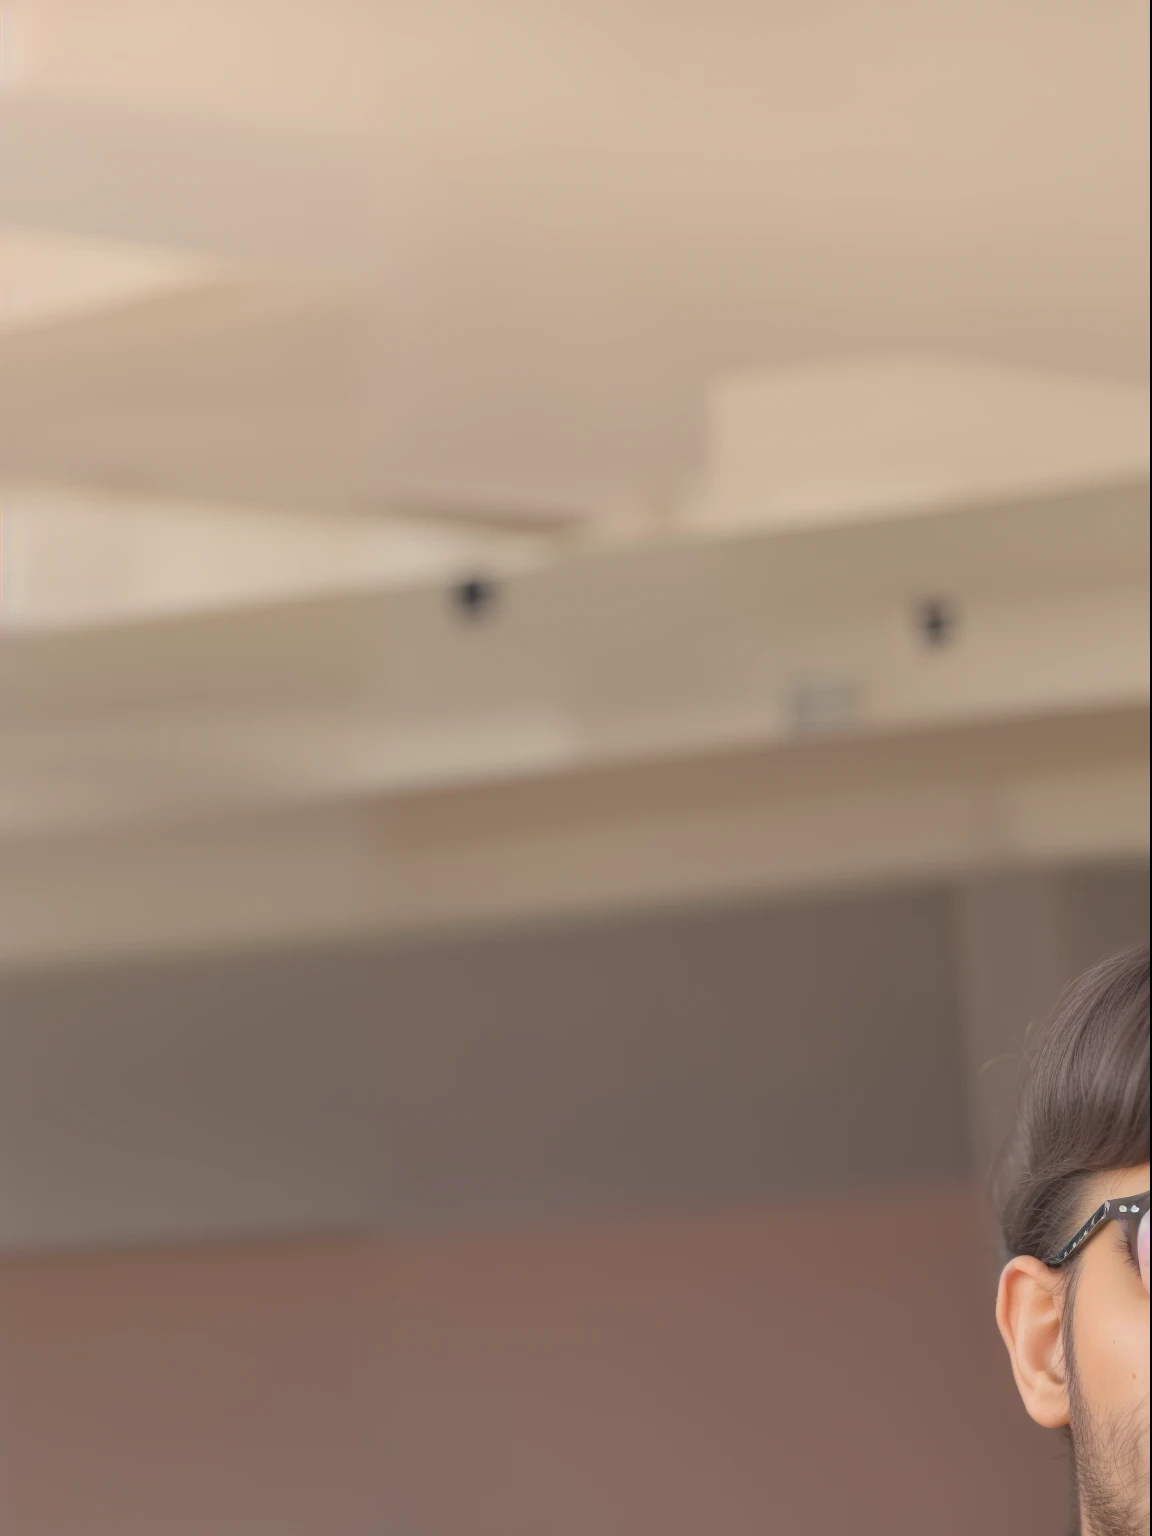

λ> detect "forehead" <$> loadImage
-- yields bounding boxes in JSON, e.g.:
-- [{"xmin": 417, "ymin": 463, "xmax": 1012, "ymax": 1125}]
[
  {"xmin": 1097, "ymin": 1164, "xmax": 1152, "ymax": 1201},
  {"xmin": 1071, "ymin": 1165, "xmax": 1152, "ymax": 1231}
]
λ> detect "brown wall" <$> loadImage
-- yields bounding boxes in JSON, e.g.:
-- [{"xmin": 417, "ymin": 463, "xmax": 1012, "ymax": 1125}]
[{"xmin": 0, "ymin": 1183, "xmax": 1067, "ymax": 1536}]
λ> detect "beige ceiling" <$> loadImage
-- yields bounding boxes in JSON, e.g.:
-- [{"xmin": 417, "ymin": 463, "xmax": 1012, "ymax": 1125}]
[
  {"xmin": 1, "ymin": 1, "xmax": 1148, "ymax": 516},
  {"xmin": 0, "ymin": 225, "xmax": 214, "ymax": 331}
]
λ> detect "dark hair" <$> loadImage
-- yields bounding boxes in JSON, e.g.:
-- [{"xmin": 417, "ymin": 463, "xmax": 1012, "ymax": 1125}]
[{"xmin": 995, "ymin": 942, "xmax": 1149, "ymax": 1268}]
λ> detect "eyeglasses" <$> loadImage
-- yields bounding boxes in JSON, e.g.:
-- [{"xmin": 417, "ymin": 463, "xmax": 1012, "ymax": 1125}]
[{"xmin": 1046, "ymin": 1189, "xmax": 1150, "ymax": 1294}]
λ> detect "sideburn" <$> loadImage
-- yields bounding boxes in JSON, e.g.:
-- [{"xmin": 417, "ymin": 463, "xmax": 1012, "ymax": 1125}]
[{"xmin": 1063, "ymin": 1274, "xmax": 1148, "ymax": 1536}]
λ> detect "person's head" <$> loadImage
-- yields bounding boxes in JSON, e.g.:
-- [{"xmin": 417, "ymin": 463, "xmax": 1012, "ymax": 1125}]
[{"xmin": 995, "ymin": 942, "xmax": 1150, "ymax": 1536}]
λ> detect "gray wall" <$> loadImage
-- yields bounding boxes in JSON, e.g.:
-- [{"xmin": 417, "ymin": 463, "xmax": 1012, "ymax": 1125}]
[
  {"xmin": 958, "ymin": 861, "xmax": 1149, "ymax": 1186},
  {"xmin": 0, "ymin": 861, "xmax": 1146, "ymax": 1251}
]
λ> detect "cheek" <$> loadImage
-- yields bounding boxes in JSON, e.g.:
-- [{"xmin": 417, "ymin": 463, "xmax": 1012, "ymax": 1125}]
[{"xmin": 1073, "ymin": 1270, "xmax": 1149, "ymax": 1417}]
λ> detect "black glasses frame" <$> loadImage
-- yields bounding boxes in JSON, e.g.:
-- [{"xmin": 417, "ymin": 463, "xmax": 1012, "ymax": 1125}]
[{"xmin": 1045, "ymin": 1189, "xmax": 1149, "ymax": 1269}]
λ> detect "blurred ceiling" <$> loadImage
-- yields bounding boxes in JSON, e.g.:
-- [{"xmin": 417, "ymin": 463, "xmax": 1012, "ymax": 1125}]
[
  {"xmin": 0, "ymin": 2, "xmax": 1147, "ymax": 956},
  {"xmin": 0, "ymin": 5, "xmax": 1147, "ymax": 1253},
  {"xmin": 1, "ymin": 0, "xmax": 1148, "ymax": 522}
]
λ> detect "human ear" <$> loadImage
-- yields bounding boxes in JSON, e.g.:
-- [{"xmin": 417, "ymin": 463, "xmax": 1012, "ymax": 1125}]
[{"xmin": 995, "ymin": 1256, "xmax": 1071, "ymax": 1429}]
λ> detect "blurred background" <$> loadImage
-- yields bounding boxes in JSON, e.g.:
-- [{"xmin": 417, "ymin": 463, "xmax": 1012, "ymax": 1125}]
[{"xmin": 0, "ymin": 3, "xmax": 1148, "ymax": 1533}]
